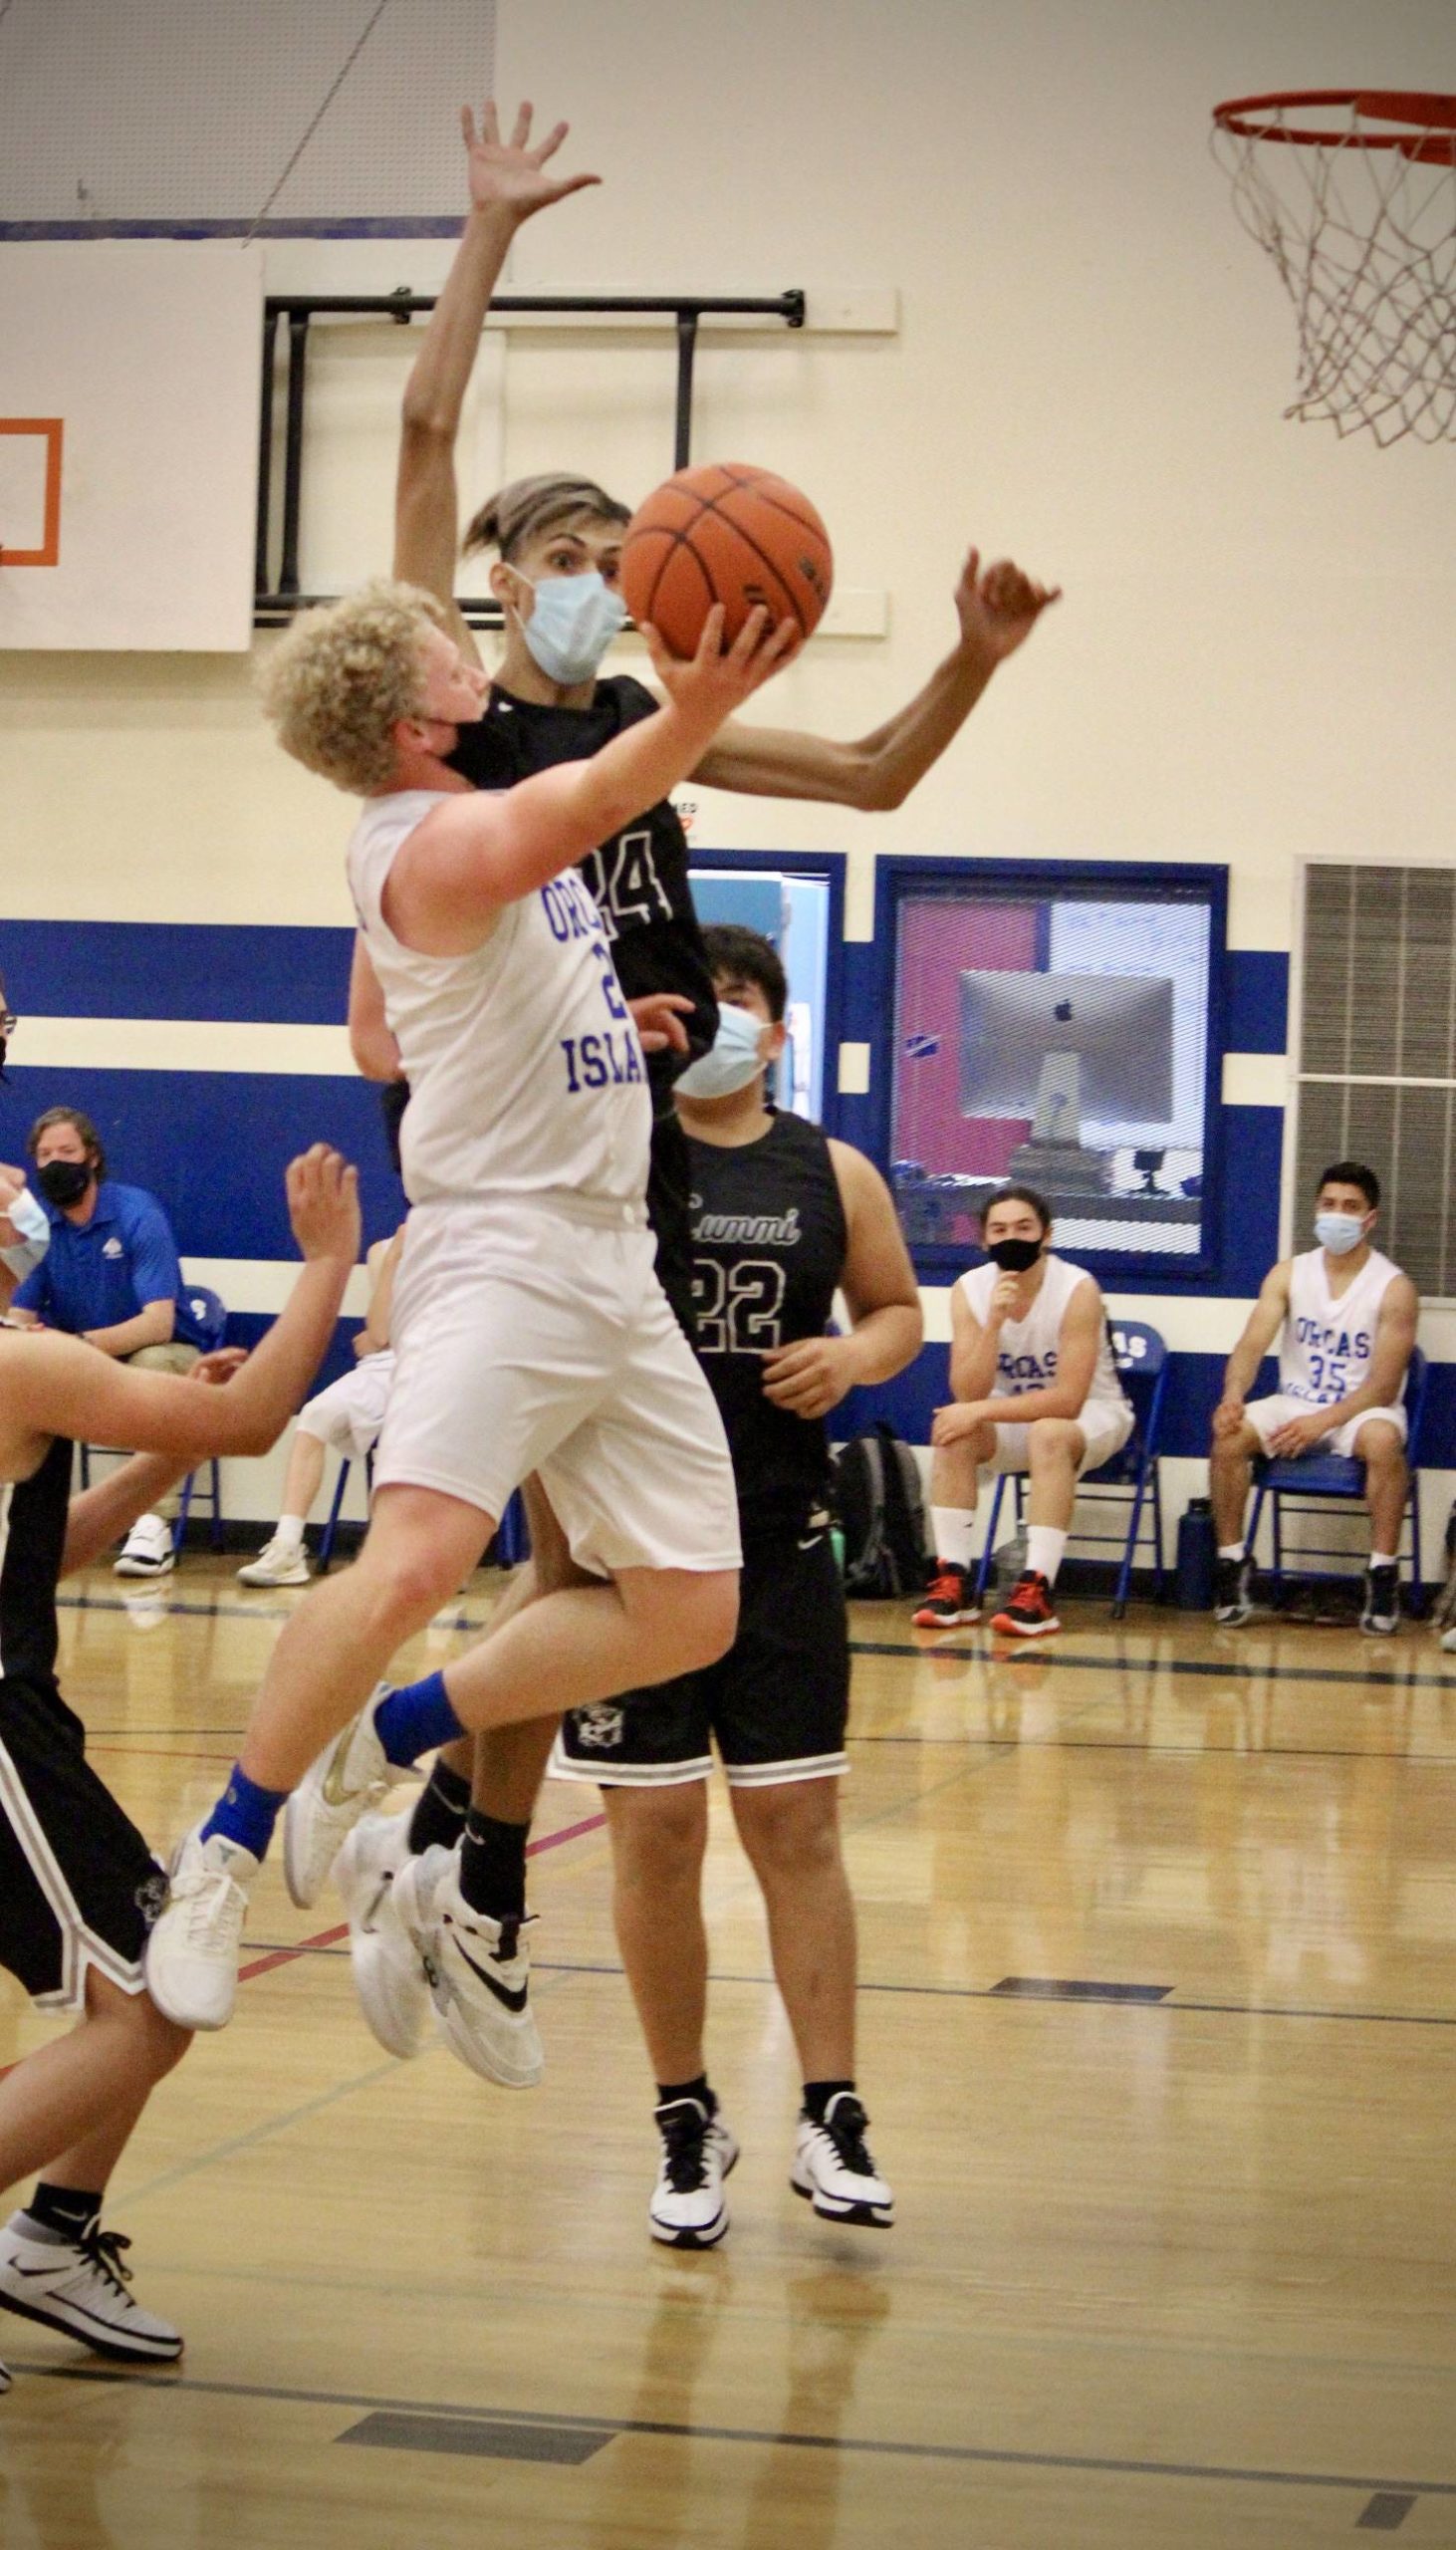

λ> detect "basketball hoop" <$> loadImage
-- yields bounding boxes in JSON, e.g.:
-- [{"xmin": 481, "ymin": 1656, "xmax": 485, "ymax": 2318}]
[{"xmin": 1211, "ymin": 90, "xmax": 1456, "ymax": 443}]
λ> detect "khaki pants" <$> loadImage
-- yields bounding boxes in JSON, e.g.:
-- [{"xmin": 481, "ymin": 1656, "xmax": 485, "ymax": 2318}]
[{"xmin": 124, "ymin": 1341, "xmax": 201, "ymax": 1518}]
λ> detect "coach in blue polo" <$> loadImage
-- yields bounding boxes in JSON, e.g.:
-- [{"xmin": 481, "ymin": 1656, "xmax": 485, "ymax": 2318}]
[{"xmin": 11, "ymin": 1105, "xmax": 209, "ymax": 1579}]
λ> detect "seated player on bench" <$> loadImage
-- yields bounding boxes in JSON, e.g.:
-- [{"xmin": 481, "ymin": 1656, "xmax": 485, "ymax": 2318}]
[
  {"xmin": 915, "ymin": 1183, "xmax": 1133, "ymax": 1638},
  {"xmin": 1209, "ymin": 1159, "xmax": 1417, "ymax": 1634}
]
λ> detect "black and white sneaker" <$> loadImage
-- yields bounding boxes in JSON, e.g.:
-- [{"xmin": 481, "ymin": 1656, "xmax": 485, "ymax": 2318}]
[
  {"xmin": 1214, "ymin": 1556, "xmax": 1254, "ymax": 1626},
  {"xmin": 0, "ymin": 2215, "xmax": 182, "ymax": 2363},
  {"xmin": 791, "ymin": 2093, "xmax": 893, "ymax": 2228},
  {"xmin": 1359, "ymin": 1567, "xmax": 1399, "ymax": 1637},
  {"xmin": 0, "ymin": 2358, "xmax": 10, "ymax": 2395},
  {"xmin": 648, "ymin": 2097, "xmax": 739, "ymax": 2248}
]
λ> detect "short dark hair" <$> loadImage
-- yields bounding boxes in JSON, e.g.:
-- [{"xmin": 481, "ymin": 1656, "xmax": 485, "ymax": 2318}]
[
  {"xmin": 1318, "ymin": 1158, "xmax": 1379, "ymax": 1210},
  {"xmin": 701, "ymin": 923, "xmax": 788, "ymax": 1023},
  {"xmin": 461, "ymin": 472, "xmax": 630, "ymax": 563},
  {"xmin": 979, "ymin": 1181, "xmax": 1052, "ymax": 1233},
  {"xmin": 28, "ymin": 1105, "xmax": 107, "ymax": 1178}
]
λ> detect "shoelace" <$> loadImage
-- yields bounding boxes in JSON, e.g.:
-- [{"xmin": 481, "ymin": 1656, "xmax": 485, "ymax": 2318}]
[
  {"xmin": 77, "ymin": 2226, "xmax": 135, "ymax": 2299},
  {"xmin": 175, "ymin": 1865, "xmax": 245, "ymax": 1950},
  {"xmin": 923, "ymin": 1569, "xmax": 965, "ymax": 1606},
  {"xmin": 657, "ymin": 2104, "xmax": 713, "ymax": 2193},
  {"xmin": 817, "ymin": 2098, "xmax": 876, "ymax": 2177},
  {"xmin": 1007, "ymin": 1573, "xmax": 1050, "ymax": 1609}
]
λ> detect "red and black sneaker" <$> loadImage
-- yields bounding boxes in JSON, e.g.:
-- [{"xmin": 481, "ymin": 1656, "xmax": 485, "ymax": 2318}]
[
  {"xmin": 911, "ymin": 1563, "xmax": 980, "ymax": 1629},
  {"xmin": 990, "ymin": 1571, "xmax": 1061, "ymax": 1638}
]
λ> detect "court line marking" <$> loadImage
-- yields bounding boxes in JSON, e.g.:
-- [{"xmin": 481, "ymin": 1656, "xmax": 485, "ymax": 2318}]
[
  {"xmin": 17, "ymin": 2364, "xmax": 1456, "ymax": 2501},
  {"xmin": 852, "ymin": 1638, "xmax": 1456, "ymax": 1693}
]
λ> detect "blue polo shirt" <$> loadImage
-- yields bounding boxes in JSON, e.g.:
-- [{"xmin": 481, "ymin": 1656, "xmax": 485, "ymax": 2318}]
[{"xmin": 13, "ymin": 1180, "xmax": 207, "ymax": 1348}]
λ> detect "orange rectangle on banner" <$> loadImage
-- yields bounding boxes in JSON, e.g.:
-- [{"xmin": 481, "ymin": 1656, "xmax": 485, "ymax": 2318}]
[{"xmin": 0, "ymin": 418, "xmax": 64, "ymax": 565}]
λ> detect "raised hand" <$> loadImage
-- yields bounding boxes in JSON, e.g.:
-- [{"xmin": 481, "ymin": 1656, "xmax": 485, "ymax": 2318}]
[
  {"xmin": 953, "ymin": 547, "xmax": 1061, "ymax": 665},
  {"xmin": 461, "ymin": 99, "xmax": 601, "ymax": 224},
  {"xmin": 627, "ymin": 992, "xmax": 695, "ymax": 1055},
  {"xmin": 643, "ymin": 606, "xmax": 802, "ymax": 721},
  {"xmin": 285, "ymin": 1147, "xmax": 362, "ymax": 1267}
]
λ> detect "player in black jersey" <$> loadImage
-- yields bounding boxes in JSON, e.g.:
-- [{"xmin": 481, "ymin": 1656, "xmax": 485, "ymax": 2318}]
[
  {"xmin": 553, "ymin": 927, "xmax": 921, "ymax": 2244},
  {"xmin": 0, "ymin": 1148, "xmax": 358, "ymax": 2396},
  {"xmin": 334, "ymin": 98, "xmax": 1053, "ymax": 2084}
]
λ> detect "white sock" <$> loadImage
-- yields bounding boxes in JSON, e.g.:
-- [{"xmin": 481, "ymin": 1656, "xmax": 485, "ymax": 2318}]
[
  {"xmin": 274, "ymin": 1515, "xmax": 307, "ymax": 1551},
  {"xmin": 1368, "ymin": 1553, "xmax": 1397, "ymax": 1570},
  {"xmin": 1218, "ymin": 1543, "xmax": 1245, "ymax": 1563},
  {"xmin": 932, "ymin": 1507, "xmax": 978, "ymax": 1572},
  {"xmin": 1025, "ymin": 1526, "xmax": 1067, "ymax": 1586}
]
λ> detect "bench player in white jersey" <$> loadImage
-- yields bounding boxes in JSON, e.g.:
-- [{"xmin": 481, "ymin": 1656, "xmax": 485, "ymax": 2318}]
[
  {"xmin": 1210, "ymin": 1160, "xmax": 1417, "ymax": 1635},
  {"xmin": 915, "ymin": 1184, "xmax": 1133, "ymax": 1638},
  {"xmin": 144, "ymin": 577, "xmax": 798, "ymax": 2035}
]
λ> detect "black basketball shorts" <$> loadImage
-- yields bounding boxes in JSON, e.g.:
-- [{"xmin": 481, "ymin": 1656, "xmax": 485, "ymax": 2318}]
[
  {"xmin": 555, "ymin": 1518, "xmax": 849, "ymax": 1787},
  {"xmin": 0, "ymin": 1679, "xmax": 166, "ymax": 2012}
]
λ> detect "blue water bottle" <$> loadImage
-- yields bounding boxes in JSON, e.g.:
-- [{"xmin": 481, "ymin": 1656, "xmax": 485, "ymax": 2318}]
[{"xmin": 1175, "ymin": 1497, "xmax": 1217, "ymax": 1611}]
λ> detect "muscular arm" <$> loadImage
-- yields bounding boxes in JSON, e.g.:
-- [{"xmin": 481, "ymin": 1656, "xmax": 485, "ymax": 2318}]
[
  {"xmin": 758, "ymin": 1144, "xmax": 920, "ymax": 1419},
  {"xmin": 83, "ymin": 1298, "xmax": 175, "ymax": 1359},
  {"xmin": 689, "ymin": 549, "xmax": 1060, "ymax": 810},
  {"xmin": 956, "ymin": 1280, "xmax": 1104, "ymax": 1427},
  {"xmin": 1215, "ymin": 1266, "xmax": 1291, "ymax": 1429},
  {"xmin": 948, "ymin": 1281, "xmax": 1001, "ymax": 1402},
  {"xmin": 1323, "ymin": 1273, "xmax": 1419, "ymax": 1425}
]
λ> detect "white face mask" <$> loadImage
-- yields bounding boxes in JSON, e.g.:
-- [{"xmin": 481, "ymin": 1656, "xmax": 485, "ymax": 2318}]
[
  {"xmin": 519, "ymin": 570, "xmax": 627, "ymax": 685},
  {"xmin": 1314, "ymin": 1210, "xmax": 1368, "ymax": 1256},
  {"xmin": 675, "ymin": 1002, "xmax": 770, "ymax": 1100}
]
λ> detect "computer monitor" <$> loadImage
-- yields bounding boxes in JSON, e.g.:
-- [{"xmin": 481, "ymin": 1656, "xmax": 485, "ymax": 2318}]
[{"xmin": 958, "ymin": 971, "xmax": 1175, "ymax": 1126}]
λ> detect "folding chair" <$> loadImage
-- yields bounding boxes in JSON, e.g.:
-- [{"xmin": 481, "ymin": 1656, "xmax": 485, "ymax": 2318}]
[
  {"xmin": 972, "ymin": 1321, "xmax": 1170, "ymax": 1620},
  {"xmin": 318, "ymin": 1450, "xmax": 373, "ymax": 1575},
  {"xmin": 1245, "ymin": 1347, "xmax": 1429, "ymax": 1618}
]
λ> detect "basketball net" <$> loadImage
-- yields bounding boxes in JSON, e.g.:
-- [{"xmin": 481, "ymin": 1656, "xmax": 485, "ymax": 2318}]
[{"xmin": 1211, "ymin": 91, "xmax": 1456, "ymax": 444}]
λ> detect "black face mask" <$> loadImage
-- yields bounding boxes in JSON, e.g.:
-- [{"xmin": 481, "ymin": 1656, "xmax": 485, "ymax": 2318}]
[
  {"xmin": 37, "ymin": 1158, "xmax": 93, "ymax": 1208},
  {"xmin": 986, "ymin": 1235, "xmax": 1044, "ymax": 1274}
]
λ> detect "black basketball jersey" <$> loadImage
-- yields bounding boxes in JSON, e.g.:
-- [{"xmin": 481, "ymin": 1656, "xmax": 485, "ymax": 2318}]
[
  {"xmin": 686, "ymin": 1111, "xmax": 849, "ymax": 1538},
  {"xmin": 447, "ymin": 674, "xmax": 718, "ymax": 1104},
  {"xmin": 0, "ymin": 1433, "xmax": 71, "ymax": 1700}
]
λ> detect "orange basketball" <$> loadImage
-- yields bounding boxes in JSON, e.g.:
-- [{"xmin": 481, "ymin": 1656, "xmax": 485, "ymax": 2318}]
[{"xmin": 619, "ymin": 461, "xmax": 834, "ymax": 657}]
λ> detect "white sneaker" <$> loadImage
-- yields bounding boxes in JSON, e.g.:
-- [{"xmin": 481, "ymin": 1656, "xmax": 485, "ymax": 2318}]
[
  {"xmin": 649, "ymin": 2098, "xmax": 739, "ymax": 2248},
  {"xmin": 336, "ymin": 1809, "xmax": 429, "ymax": 2060},
  {"xmin": 143, "ymin": 1829, "xmax": 258, "ymax": 2032},
  {"xmin": 282, "ymin": 1687, "xmax": 392, "ymax": 1911},
  {"xmin": 237, "ymin": 1535, "xmax": 310, "ymax": 1588},
  {"xmin": 114, "ymin": 1514, "xmax": 175, "ymax": 1579},
  {"xmin": 399, "ymin": 1851, "xmax": 544, "ymax": 2088},
  {"xmin": 791, "ymin": 2093, "xmax": 893, "ymax": 2228},
  {"xmin": 0, "ymin": 2359, "xmax": 9, "ymax": 2394},
  {"xmin": 0, "ymin": 2215, "xmax": 182, "ymax": 2363}
]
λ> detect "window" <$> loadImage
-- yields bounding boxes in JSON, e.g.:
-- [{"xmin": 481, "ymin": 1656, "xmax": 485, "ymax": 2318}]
[
  {"xmin": 880, "ymin": 860, "xmax": 1226, "ymax": 1280},
  {"xmin": 1295, "ymin": 863, "xmax": 1456, "ymax": 1296}
]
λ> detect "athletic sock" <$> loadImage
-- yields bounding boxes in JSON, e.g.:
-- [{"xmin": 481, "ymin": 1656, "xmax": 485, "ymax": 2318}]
[
  {"xmin": 201, "ymin": 1764, "xmax": 289, "ymax": 1860},
  {"xmin": 371, "ymin": 1671, "xmax": 465, "ymax": 1768},
  {"xmin": 1025, "ymin": 1526, "xmax": 1067, "ymax": 1586},
  {"xmin": 18, "ymin": 2183, "xmax": 103, "ymax": 2245},
  {"xmin": 931, "ymin": 1507, "xmax": 978, "ymax": 1572},
  {"xmin": 457, "ymin": 1809, "xmax": 530, "ymax": 1921},
  {"xmin": 273, "ymin": 1515, "xmax": 306, "ymax": 1552},
  {"xmin": 1218, "ymin": 1543, "xmax": 1246, "ymax": 1563},
  {"xmin": 407, "ymin": 1758, "xmax": 472, "ymax": 1856},
  {"xmin": 1369, "ymin": 1554, "xmax": 1397, "ymax": 1570},
  {"xmin": 802, "ymin": 2077, "xmax": 855, "ymax": 2124},
  {"xmin": 656, "ymin": 2073, "xmax": 715, "ymax": 2114}
]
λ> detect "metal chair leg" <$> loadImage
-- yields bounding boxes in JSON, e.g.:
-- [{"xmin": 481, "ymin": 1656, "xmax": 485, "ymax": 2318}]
[{"xmin": 318, "ymin": 1459, "xmax": 352, "ymax": 1575}]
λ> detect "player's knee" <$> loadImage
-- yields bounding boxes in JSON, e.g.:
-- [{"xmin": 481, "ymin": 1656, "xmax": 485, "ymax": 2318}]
[
  {"xmin": 609, "ymin": 1783, "xmax": 706, "ymax": 1883},
  {"xmin": 1359, "ymin": 1423, "xmax": 1404, "ymax": 1469},
  {"xmin": 358, "ymin": 1540, "xmax": 465, "ymax": 1629},
  {"xmin": 1029, "ymin": 1418, "xmax": 1079, "ymax": 1463},
  {"xmin": 736, "ymin": 1780, "xmax": 839, "ymax": 1880}
]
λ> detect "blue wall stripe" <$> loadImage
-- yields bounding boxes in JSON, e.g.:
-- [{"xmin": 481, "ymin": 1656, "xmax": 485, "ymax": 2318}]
[
  {"xmin": 1225, "ymin": 951, "xmax": 1290, "ymax": 1056},
  {"xmin": 1, "ymin": 1067, "xmax": 404, "ymax": 1262},
  {"xmin": 1, "ymin": 921, "xmax": 354, "ymax": 1027}
]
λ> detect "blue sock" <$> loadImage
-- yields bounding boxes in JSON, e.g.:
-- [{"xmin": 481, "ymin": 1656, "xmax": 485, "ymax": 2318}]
[
  {"xmin": 201, "ymin": 1766, "xmax": 289, "ymax": 1862},
  {"xmin": 371, "ymin": 1670, "xmax": 464, "ymax": 1768}
]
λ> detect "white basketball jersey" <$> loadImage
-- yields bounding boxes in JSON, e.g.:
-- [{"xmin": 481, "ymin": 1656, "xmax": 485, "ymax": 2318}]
[
  {"xmin": 1279, "ymin": 1246, "xmax": 1400, "ymax": 1405},
  {"xmin": 957, "ymin": 1253, "xmax": 1129, "ymax": 1417},
  {"xmin": 348, "ymin": 790, "xmax": 651, "ymax": 1211}
]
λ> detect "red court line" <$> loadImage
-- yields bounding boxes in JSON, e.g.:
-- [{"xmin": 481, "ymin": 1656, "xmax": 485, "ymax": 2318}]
[{"xmin": 235, "ymin": 1811, "xmax": 607, "ymax": 1988}]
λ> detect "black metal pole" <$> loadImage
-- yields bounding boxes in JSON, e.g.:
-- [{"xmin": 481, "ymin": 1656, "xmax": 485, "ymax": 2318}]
[
  {"xmin": 254, "ymin": 307, "xmax": 279, "ymax": 598},
  {"xmin": 278, "ymin": 312, "xmax": 310, "ymax": 599},
  {"xmin": 674, "ymin": 311, "xmax": 699, "ymax": 470}
]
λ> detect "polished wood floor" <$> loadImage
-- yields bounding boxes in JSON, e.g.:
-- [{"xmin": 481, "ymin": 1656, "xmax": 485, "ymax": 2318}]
[{"xmin": 3, "ymin": 1561, "xmax": 1455, "ymax": 2547}]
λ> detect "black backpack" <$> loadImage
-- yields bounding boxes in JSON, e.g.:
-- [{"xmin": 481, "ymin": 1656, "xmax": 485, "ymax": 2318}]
[{"xmin": 832, "ymin": 1422, "xmax": 928, "ymax": 1599}]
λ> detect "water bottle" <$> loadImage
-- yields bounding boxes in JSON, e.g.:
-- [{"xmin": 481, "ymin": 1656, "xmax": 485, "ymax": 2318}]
[{"xmin": 1175, "ymin": 1497, "xmax": 1217, "ymax": 1610}]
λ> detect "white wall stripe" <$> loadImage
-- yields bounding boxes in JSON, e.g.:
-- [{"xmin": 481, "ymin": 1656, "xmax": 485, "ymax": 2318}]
[
  {"xmin": 1222, "ymin": 1051, "xmax": 1287, "ymax": 1107},
  {"xmin": 21, "ymin": 1017, "xmax": 354, "ymax": 1076}
]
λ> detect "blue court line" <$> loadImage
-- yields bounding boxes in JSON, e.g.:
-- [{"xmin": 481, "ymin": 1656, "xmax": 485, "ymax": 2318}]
[
  {"xmin": 850, "ymin": 1638, "xmax": 1456, "ymax": 1693},
  {"xmin": 18, "ymin": 2365, "xmax": 1456, "ymax": 2501}
]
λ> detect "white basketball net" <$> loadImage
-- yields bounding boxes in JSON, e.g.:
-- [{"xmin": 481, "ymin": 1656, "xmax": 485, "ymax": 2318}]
[{"xmin": 1212, "ymin": 95, "xmax": 1456, "ymax": 444}]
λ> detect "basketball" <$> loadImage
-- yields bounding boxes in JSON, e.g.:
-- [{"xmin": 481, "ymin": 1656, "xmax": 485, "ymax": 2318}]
[{"xmin": 619, "ymin": 461, "xmax": 834, "ymax": 657}]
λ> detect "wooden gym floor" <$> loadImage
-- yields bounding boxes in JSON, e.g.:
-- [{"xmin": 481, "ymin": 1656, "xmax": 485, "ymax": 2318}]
[{"xmin": 2, "ymin": 1560, "xmax": 1455, "ymax": 2548}]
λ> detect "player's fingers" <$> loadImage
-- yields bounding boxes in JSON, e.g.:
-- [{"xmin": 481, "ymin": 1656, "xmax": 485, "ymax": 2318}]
[
  {"xmin": 960, "ymin": 545, "xmax": 981, "ymax": 586},
  {"xmin": 461, "ymin": 105, "xmax": 477, "ymax": 147},
  {"xmin": 695, "ymin": 604, "xmax": 729, "ymax": 664},
  {"xmin": 639, "ymin": 624, "xmax": 675, "ymax": 679},
  {"xmin": 548, "ymin": 172, "xmax": 602, "ymax": 200},
  {"xmin": 509, "ymin": 101, "xmax": 531, "ymax": 148},
  {"xmin": 534, "ymin": 118, "xmax": 569, "ymax": 162}
]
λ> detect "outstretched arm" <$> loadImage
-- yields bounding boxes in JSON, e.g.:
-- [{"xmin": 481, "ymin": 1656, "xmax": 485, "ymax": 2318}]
[
  {"xmin": 395, "ymin": 100, "xmax": 600, "ymax": 656},
  {"xmin": 689, "ymin": 549, "xmax": 1060, "ymax": 808}
]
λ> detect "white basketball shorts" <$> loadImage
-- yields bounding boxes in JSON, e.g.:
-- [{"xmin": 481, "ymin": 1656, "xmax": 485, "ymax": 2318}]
[
  {"xmin": 374, "ymin": 1195, "xmax": 741, "ymax": 1579},
  {"xmin": 987, "ymin": 1400, "xmax": 1135, "ymax": 1476},
  {"xmin": 1243, "ymin": 1394, "xmax": 1407, "ymax": 1458},
  {"xmin": 296, "ymin": 1350, "xmax": 395, "ymax": 1464}
]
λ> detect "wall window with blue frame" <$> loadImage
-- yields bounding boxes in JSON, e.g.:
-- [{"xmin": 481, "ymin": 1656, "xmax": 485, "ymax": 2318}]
[{"xmin": 881, "ymin": 860, "xmax": 1227, "ymax": 1283}]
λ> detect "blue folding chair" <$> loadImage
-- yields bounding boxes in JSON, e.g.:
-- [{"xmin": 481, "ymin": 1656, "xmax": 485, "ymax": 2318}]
[
  {"xmin": 1245, "ymin": 1346, "xmax": 1429, "ymax": 1617},
  {"xmin": 318, "ymin": 1449, "xmax": 374, "ymax": 1574},
  {"xmin": 972, "ymin": 1321, "xmax": 1170, "ymax": 1620}
]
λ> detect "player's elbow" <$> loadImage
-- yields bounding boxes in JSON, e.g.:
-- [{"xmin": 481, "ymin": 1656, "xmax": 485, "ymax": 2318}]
[
  {"xmin": 854, "ymin": 757, "xmax": 910, "ymax": 813},
  {"xmin": 398, "ymin": 402, "xmax": 457, "ymax": 453}
]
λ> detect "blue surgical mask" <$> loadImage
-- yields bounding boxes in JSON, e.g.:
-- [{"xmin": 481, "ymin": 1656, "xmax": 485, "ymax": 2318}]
[
  {"xmin": 1315, "ymin": 1211, "xmax": 1366, "ymax": 1256},
  {"xmin": 520, "ymin": 571, "xmax": 627, "ymax": 686},
  {"xmin": 675, "ymin": 1003, "xmax": 768, "ymax": 1100}
]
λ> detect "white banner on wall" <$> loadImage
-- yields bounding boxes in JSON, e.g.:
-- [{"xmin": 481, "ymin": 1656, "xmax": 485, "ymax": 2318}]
[{"xmin": 0, "ymin": 244, "xmax": 262, "ymax": 650}]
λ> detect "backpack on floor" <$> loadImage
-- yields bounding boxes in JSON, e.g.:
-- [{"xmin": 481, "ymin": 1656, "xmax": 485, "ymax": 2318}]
[{"xmin": 832, "ymin": 1422, "xmax": 928, "ymax": 1599}]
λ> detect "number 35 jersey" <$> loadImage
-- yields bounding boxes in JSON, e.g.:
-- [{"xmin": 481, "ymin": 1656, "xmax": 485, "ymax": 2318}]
[
  {"xmin": 1280, "ymin": 1245, "xmax": 1403, "ymax": 1405},
  {"xmin": 687, "ymin": 1111, "xmax": 848, "ymax": 1539},
  {"xmin": 348, "ymin": 790, "xmax": 650, "ymax": 1210}
]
